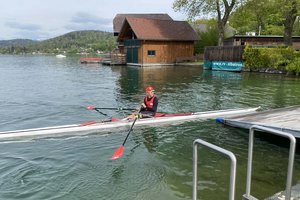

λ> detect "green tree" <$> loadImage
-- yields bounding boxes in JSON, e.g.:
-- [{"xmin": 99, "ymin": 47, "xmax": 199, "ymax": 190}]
[
  {"xmin": 0, "ymin": 30, "xmax": 117, "ymax": 54},
  {"xmin": 173, "ymin": 0, "xmax": 239, "ymax": 46},
  {"xmin": 230, "ymin": 0, "xmax": 283, "ymax": 35},
  {"xmin": 282, "ymin": 0, "xmax": 298, "ymax": 46},
  {"xmin": 230, "ymin": 0, "xmax": 299, "ymax": 43},
  {"xmin": 193, "ymin": 19, "xmax": 218, "ymax": 53}
]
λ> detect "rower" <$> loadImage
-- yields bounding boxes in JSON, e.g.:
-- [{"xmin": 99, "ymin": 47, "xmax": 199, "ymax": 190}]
[
  {"xmin": 140, "ymin": 86, "xmax": 158, "ymax": 118},
  {"xmin": 127, "ymin": 86, "xmax": 159, "ymax": 119}
]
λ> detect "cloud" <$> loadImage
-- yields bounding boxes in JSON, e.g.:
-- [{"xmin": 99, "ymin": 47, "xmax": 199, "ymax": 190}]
[
  {"xmin": 5, "ymin": 21, "xmax": 41, "ymax": 31},
  {"xmin": 65, "ymin": 12, "xmax": 113, "ymax": 31},
  {"xmin": 71, "ymin": 12, "xmax": 111, "ymax": 24},
  {"xmin": 0, "ymin": 0, "xmax": 187, "ymax": 40},
  {"xmin": 3, "ymin": 21, "xmax": 46, "ymax": 40}
]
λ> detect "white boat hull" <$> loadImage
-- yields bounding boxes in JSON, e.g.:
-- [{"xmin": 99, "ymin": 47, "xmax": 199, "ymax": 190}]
[
  {"xmin": 0, "ymin": 107, "xmax": 260, "ymax": 140},
  {"xmin": 56, "ymin": 54, "xmax": 66, "ymax": 58}
]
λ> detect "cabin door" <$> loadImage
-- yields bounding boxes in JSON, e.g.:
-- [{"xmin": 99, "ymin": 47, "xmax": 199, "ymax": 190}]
[{"xmin": 127, "ymin": 47, "xmax": 139, "ymax": 63}]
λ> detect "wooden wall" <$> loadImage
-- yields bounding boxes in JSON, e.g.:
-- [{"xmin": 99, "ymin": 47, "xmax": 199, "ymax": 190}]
[
  {"xmin": 204, "ymin": 46, "xmax": 245, "ymax": 62},
  {"xmin": 139, "ymin": 41, "xmax": 194, "ymax": 64}
]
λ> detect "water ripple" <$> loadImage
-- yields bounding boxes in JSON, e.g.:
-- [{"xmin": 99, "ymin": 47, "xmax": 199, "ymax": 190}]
[{"xmin": 2, "ymin": 56, "xmax": 300, "ymax": 199}]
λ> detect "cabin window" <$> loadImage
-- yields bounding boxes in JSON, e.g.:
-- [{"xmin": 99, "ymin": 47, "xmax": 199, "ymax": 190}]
[{"xmin": 148, "ymin": 50, "xmax": 156, "ymax": 57}]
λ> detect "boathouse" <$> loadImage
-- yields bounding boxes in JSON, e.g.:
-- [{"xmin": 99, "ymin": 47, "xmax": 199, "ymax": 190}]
[
  {"xmin": 224, "ymin": 35, "xmax": 300, "ymax": 50},
  {"xmin": 113, "ymin": 14, "xmax": 174, "ymax": 55},
  {"xmin": 113, "ymin": 14, "xmax": 199, "ymax": 66}
]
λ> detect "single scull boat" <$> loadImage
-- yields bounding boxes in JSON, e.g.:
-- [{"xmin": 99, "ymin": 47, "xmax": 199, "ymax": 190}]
[{"xmin": 0, "ymin": 107, "xmax": 260, "ymax": 140}]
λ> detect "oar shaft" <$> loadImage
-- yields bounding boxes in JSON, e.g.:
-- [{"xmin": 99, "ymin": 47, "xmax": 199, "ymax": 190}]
[
  {"xmin": 87, "ymin": 105, "xmax": 135, "ymax": 111},
  {"xmin": 94, "ymin": 108, "xmax": 110, "ymax": 116},
  {"xmin": 111, "ymin": 107, "xmax": 142, "ymax": 160},
  {"xmin": 97, "ymin": 107, "xmax": 135, "ymax": 111},
  {"xmin": 122, "ymin": 116, "xmax": 138, "ymax": 145}
]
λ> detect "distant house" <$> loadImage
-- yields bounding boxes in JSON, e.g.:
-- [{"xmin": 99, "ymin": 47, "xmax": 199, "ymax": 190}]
[
  {"xmin": 114, "ymin": 14, "xmax": 199, "ymax": 66},
  {"xmin": 204, "ymin": 35, "xmax": 300, "ymax": 71},
  {"xmin": 224, "ymin": 35, "xmax": 300, "ymax": 50},
  {"xmin": 193, "ymin": 23, "xmax": 236, "ymax": 38}
]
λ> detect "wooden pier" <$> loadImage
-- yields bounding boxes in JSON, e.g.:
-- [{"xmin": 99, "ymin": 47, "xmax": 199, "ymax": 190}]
[
  {"xmin": 214, "ymin": 105, "xmax": 300, "ymax": 199},
  {"xmin": 101, "ymin": 52, "xmax": 126, "ymax": 66},
  {"xmin": 267, "ymin": 183, "xmax": 300, "ymax": 199},
  {"xmin": 219, "ymin": 105, "xmax": 300, "ymax": 138}
]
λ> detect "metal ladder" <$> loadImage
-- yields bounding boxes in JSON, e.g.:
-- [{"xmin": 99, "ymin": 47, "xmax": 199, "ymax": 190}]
[
  {"xmin": 192, "ymin": 139, "xmax": 237, "ymax": 200},
  {"xmin": 192, "ymin": 125, "xmax": 296, "ymax": 200},
  {"xmin": 243, "ymin": 125, "xmax": 296, "ymax": 200}
]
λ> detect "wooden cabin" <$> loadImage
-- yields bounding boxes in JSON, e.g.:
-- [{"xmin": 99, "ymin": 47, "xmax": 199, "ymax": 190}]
[
  {"xmin": 224, "ymin": 35, "xmax": 300, "ymax": 50},
  {"xmin": 114, "ymin": 15, "xmax": 199, "ymax": 66},
  {"xmin": 113, "ymin": 14, "xmax": 173, "ymax": 55}
]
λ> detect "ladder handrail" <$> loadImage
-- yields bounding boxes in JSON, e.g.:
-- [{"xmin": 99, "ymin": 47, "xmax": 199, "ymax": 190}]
[
  {"xmin": 245, "ymin": 125, "xmax": 296, "ymax": 200},
  {"xmin": 193, "ymin": 139, "xmax": 237, "ymax": 200}
]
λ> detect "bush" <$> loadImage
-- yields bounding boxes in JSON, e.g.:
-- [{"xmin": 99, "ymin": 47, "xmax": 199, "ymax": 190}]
[
  {"xmin": 243, "ymin": 46, "xmax": 296, "ymax": 72},
  {"xmin": 243, "ymin": 47, "xmax": 270, "ymax": 70},
  {"xmin": 286, "ymin": 57, "xmax": 300, "ymax": 75}
]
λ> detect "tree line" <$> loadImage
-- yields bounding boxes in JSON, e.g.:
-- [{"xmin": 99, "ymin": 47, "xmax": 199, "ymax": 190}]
[
  {"xmin": 173, "ymin": 0, "xmax": 299, "ymax": 46},
  {"xmin": 0, "ymin": 30, "xmax": 117, "ymax": 54}
]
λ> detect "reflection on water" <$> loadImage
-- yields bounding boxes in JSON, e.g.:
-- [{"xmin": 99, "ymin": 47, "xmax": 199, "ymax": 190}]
[
  {"xmin": 1, "ymin": 55, "xmax": 300, "ymax": 199},
  {"xmin": 113, "ymin": 65, "xmax": 203, "ymax": 103},
  {"xmin": 203, "ymin": 70, "xmax": 242, "ymax": 80}
]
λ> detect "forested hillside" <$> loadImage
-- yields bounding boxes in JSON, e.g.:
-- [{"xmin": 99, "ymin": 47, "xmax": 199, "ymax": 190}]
[
  {"xmin": 0, "ymin": 39, "xmax": 38, "ymax": 48},
  {"xmin": 0, "ymin": 30, "xmax": 117, "ymax": 54}
]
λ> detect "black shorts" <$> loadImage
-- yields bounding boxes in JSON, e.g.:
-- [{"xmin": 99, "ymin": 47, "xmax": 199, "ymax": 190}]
[{"xmin": 140, "ymin": 111, "xmax": 155, "ymax": 118}]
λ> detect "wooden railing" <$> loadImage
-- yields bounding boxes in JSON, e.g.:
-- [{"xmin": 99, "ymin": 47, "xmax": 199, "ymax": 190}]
[
  {"xmin": 110, "ymin": 52, "xmax": 126, "ymax": 65},
  {"xmin": 104, "ymin": 48, "xmax": 126, "ymax": 65}
]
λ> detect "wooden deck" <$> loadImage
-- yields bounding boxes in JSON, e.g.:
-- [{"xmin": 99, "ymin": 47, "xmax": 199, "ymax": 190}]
[
  {"xmin": 220, "ymin": 106, "xmax": 300, "ymax": 199},
  {"xmin": 220, "ymin": 105, "xmax": 300, "ymax": 138},
  {"xmin": 101, "ymin": 52, "xmax": 126, "ymax": 65},
  {"xmin": 267, "ymin": 183, "xmax": 300, "ymax": 199}
]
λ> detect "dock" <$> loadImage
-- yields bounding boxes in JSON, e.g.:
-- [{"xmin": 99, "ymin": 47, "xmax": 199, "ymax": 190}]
[
  {"xmin": 267, "ymin": 183, "xmax": 300, "ymax": 199},
  {"xmin": 101, "ymin": 52, "xmax": 126, "ymax": 66},
  {"xmin": 196, "ymin": 107, "xmax": 300, "ymax": 199},
  {"xmin": 218, "ymin": 105, "xmax": 300, "ymax": 138}
]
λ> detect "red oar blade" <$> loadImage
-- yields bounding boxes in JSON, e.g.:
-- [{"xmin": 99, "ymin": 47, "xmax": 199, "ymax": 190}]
[
  {"xmin": 111, "ymin": 145, "xmax": 124, "ymax": 160},
  {"xmin": 86, "ymin": 105, "xmax": 95, "ymax": 110}
]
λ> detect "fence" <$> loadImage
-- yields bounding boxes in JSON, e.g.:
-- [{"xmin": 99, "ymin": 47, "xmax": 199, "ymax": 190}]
[{"xmin": 204, "ymin": 45, "xmax": 245, "ymax": 62}]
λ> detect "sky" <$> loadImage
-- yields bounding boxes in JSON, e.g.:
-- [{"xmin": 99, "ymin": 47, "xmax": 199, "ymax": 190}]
[{"xmin": 0, "ymin": 0, "xmax": 187, "ymax": 40}]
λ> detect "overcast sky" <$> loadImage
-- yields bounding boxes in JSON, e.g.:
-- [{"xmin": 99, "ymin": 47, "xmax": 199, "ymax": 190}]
[{"xmin": 0, "ymin": 0, "xmax": 187, "ymax": 40}]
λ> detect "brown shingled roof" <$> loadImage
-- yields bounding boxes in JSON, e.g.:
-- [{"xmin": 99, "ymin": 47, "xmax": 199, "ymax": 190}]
[
  {"xmin": 113, "ymin": 14, "xmax": 173, "ymax": 34},
  {"xmin": 118, "ymin": 17, "xmax": 199, "ymax": 42}
]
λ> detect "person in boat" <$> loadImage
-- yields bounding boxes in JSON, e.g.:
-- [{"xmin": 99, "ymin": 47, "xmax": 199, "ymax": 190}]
[
  {"xmin": 127, "ymin": 86, "xmax": 158, "ymax": 119},
  {"xmin": 140, "ymin": 86, "xmax": 158, "ymax": 118}
]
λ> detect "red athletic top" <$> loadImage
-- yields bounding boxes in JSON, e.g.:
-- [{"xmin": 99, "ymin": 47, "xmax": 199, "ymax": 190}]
[{"xmin": 142, "ymin": 95, "xmax": 158, "ymax": 114}]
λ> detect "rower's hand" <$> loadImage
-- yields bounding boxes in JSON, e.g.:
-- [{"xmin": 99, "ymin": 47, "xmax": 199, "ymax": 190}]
[{"xmin": 141, "ymin": 103, "xmax": 146, "ymax": 108}]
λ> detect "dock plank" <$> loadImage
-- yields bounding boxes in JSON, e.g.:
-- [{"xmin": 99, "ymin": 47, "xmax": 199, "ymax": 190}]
[
  {"xmin": 266, "ymin": 183, "xmax": 300, "ymax": 199},
  {"xmin": 222, "ymin": 106, "xmax": 300, "ymax": 138}
]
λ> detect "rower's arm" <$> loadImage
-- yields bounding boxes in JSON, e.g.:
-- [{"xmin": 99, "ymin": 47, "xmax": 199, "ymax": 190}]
[{"xmin": 148, "ymin": 97, "xmax": 158, "ymax": 113}]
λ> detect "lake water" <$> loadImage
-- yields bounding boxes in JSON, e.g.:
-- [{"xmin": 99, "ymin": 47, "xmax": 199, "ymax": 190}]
[{"xmin": 1, "ymin": 55, "xmax": 300, "ymax": 199}]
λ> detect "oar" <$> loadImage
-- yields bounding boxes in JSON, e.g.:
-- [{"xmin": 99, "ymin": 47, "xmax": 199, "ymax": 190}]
[
  {"xmin": 111, "ymin": 107, "xmax": 142, "ymax": 160},
  {"xmin": 86, "ymin": 105, "xmax": 135, "ymax": 111}
]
